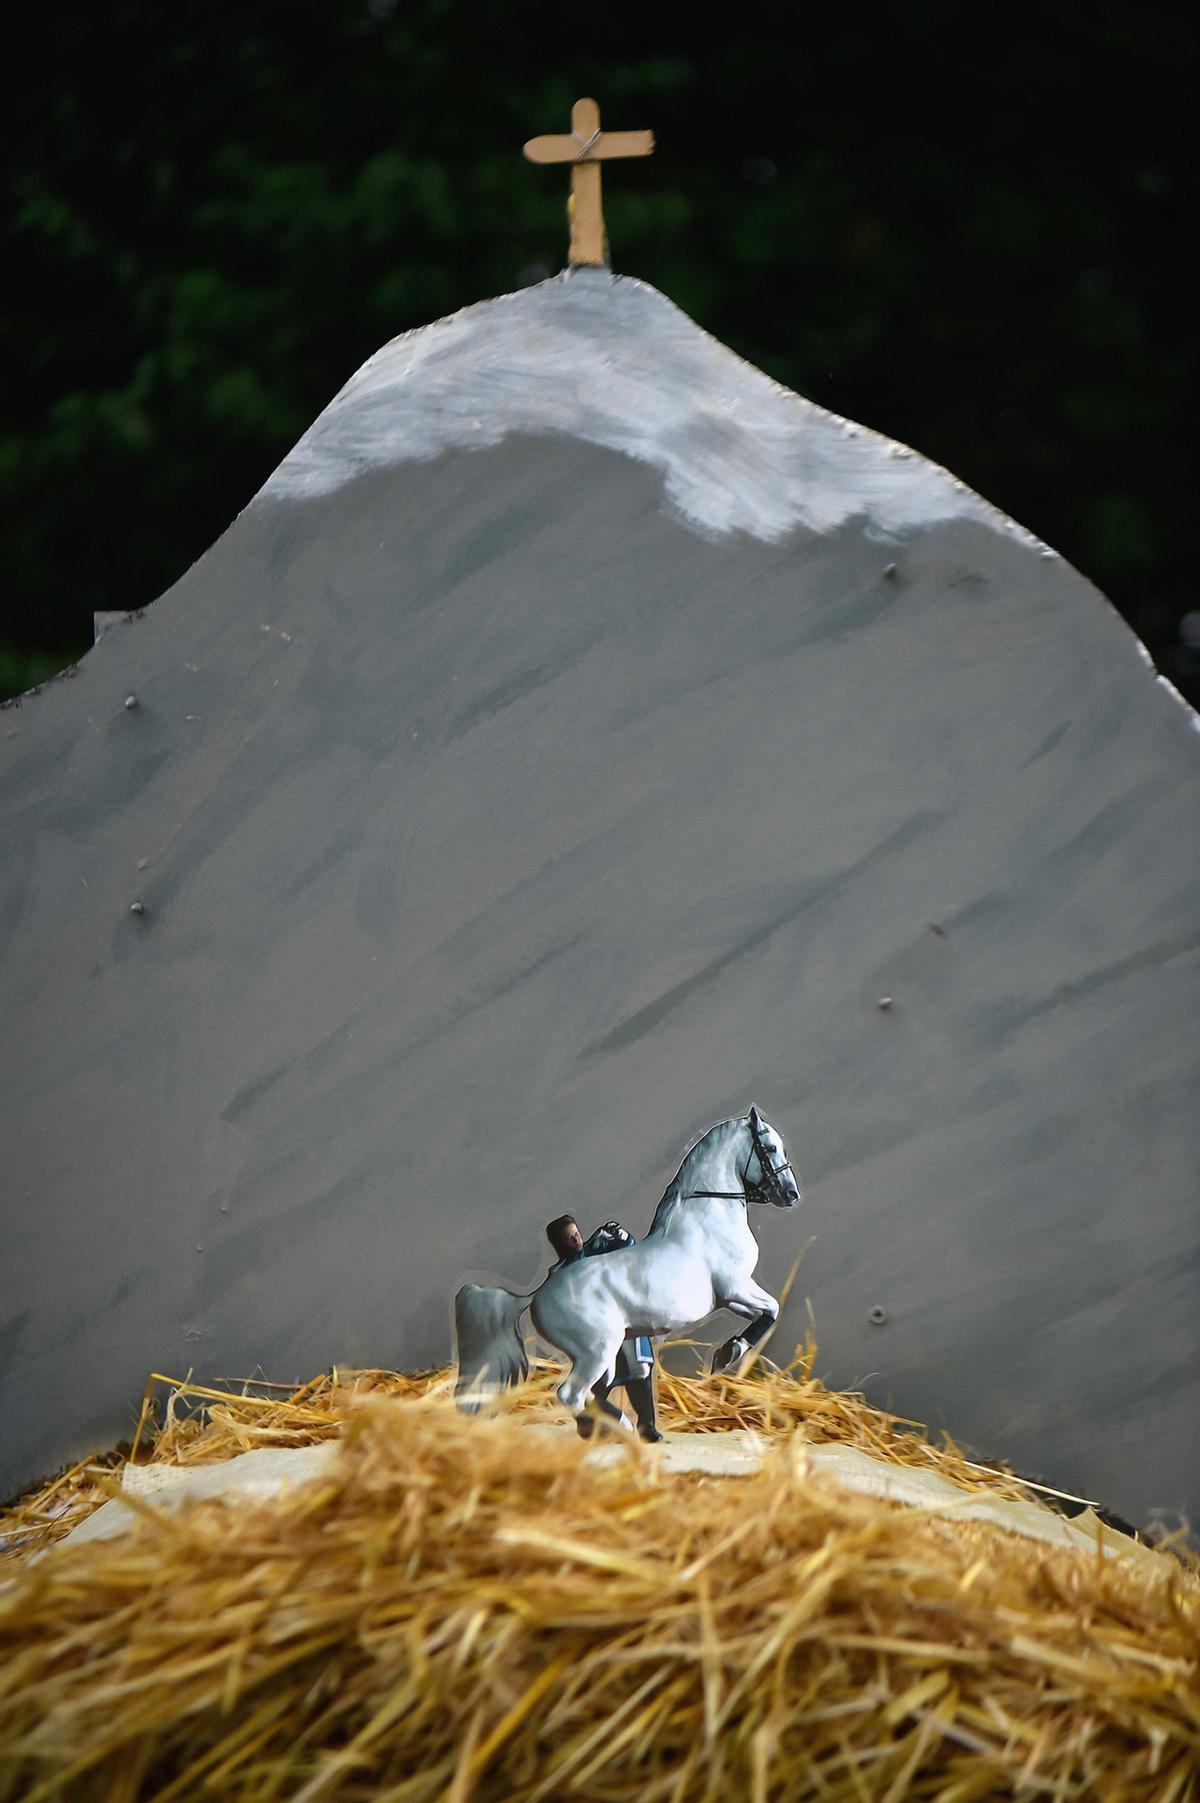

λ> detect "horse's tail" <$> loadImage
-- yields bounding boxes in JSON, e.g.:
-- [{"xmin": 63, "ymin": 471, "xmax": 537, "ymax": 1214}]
[{"xmin": 453, "ymin": 1284, "xmax": 532, "ymax": 1412}]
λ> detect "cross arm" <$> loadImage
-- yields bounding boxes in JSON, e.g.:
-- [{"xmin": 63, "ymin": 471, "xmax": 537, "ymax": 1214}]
[{"xmin": 523, "ymin": 130, "xmax": 654, "ymax": 165}]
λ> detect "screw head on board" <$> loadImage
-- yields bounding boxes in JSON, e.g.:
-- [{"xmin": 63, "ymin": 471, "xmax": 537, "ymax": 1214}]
[
  {"xmin": 129, "ymin": 900, "xmax": 145, "ymax": 916},
  {"xmin": 867, "ymin": 1305, "xmax": 888, "ymax": 1326}
]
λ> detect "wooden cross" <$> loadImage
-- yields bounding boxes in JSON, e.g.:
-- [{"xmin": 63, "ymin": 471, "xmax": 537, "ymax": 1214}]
[{"xmin": 523, "ymin": 98, "xmax": 654, "ymax": 268}]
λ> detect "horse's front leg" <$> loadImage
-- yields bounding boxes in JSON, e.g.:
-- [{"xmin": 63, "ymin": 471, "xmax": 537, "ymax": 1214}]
[{"xmin": 711, "ymin": 1278, "xmax": 779, "ymax": 1375}]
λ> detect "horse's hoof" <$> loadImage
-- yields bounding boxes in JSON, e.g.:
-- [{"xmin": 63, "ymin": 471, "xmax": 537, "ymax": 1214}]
[
  {"xmin": 638, "ymin": 1425, "xmax": 664, "ymax": 1444},
  {"xmin": 575, "ymin": 1415, "xmax": 596, "ymax": 1440}
]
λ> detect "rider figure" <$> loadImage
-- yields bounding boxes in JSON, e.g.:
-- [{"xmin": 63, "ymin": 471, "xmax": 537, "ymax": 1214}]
[{"xmin": 545, "ymin": 1214, "xmax": 662, "ymax": 1442}]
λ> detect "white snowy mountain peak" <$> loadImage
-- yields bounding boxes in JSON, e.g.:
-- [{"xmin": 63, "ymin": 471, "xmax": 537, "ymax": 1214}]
[{"xmin": 264, "ymin": 268, "xmax": 1047, "ymax": 551}]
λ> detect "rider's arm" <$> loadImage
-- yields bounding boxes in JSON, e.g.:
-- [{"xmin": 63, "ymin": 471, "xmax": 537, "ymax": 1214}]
[{"xmin": 584, "ymin": 1222, "xmax": 635, "ymax": 1256}]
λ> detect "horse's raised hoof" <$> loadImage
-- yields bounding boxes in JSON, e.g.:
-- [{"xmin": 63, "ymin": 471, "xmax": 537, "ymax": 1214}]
[
  {"xmin": 711, "ymin": 1337, "xmax": 747, "ymax": 1376},
  {"xmin": 576, "ymin": 1415, "xmax": 596, "ymax": 1440}
]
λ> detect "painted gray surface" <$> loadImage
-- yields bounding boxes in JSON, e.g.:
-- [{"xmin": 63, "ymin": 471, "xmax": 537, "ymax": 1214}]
[{"xmin": 1, "ymin": 271, "xmax": 1197, "ymax": 1524}]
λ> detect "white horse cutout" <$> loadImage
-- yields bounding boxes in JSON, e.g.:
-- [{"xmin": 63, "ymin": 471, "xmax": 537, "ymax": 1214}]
[{"xmin": 454, "ymin": 1108, "xmax": 800, "ymax": 1426}]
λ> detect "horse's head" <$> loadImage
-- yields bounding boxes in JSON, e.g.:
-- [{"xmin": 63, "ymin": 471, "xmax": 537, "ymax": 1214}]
[{"xmin": 742, "ymin": 1107, "xmax": 801, "ymax": 1209}]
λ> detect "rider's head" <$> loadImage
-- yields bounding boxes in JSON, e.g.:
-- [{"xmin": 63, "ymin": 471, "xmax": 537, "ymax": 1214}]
[{"xmin": 546, "ymin": 1214, "xmax": 584, "ymax": 1259}]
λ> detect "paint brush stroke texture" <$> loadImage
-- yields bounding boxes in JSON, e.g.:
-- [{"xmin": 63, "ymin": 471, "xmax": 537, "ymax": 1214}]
[{"xmin": 264, "ymin": 268, "xmax": 1047, "ymax": 548}]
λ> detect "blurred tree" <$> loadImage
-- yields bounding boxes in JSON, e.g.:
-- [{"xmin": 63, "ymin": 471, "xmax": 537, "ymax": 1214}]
[{"xmin": 2, "ymin": 0, "xmax": 1195, "ymax": 701}]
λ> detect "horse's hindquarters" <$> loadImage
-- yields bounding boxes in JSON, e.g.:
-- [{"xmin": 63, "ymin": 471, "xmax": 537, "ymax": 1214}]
[{"xmin": 531, "ymin": 1271, "xmax": 628, "ymax": 1360}]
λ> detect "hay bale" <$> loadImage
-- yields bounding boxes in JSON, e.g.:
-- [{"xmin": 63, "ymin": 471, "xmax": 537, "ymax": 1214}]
[{"xmin": 1, "ymin": 1358, "xmax": 1197, "ymax": 1800}]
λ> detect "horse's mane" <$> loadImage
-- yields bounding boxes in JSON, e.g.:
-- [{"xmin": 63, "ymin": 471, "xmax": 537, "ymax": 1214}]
[{"xmin": 648, "ymin": 1115, "xmax": 743, "ymax": 1234}]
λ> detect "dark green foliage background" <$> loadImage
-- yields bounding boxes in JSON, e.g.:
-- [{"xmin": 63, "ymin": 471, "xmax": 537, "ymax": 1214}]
[{"xmin": 3, "ymin": 0, "xmax": 1195, "ymax": 702}]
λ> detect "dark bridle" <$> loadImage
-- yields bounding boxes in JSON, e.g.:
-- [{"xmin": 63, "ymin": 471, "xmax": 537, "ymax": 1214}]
[{"xmin": 687, "ymin": 1112, "xmax": 796, "ymax": 1208}]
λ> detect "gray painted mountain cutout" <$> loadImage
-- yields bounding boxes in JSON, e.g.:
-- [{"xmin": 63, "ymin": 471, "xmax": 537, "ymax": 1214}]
[{"xmin": 1, "ymin": 268, "xmax": 1197, "ymax": 1526}]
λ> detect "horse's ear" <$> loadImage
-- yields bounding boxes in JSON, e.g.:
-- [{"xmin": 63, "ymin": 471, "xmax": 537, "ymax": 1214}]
[{"xmin": 748, "ymin": 1105, "xmax": 762, "ymax": 1129}]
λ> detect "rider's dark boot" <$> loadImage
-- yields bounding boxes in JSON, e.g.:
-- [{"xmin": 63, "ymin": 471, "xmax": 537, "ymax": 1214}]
[{"xmin": 626, "ymin": 1376, "xmax": 663, "ymax": 1443}]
